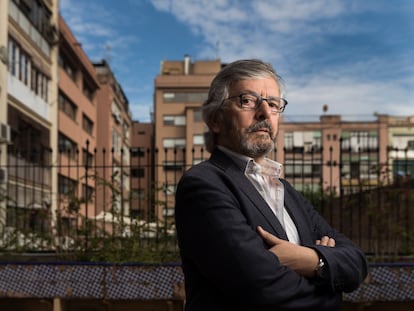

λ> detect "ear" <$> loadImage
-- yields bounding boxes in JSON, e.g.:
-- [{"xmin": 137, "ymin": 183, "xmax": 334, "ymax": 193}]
[
  {"xmin": 211, "ymin": 122, "xmax": 221, "ymax": 134},
  {"xmin": 210, "ymin": 114, "xmax": 223, "ymax": 134}
]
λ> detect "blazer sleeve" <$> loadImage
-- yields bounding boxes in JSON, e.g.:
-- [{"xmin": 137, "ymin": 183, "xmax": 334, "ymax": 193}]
[
  {"xmin": 282, "ymin": 181, "xmax": 368, "ymax": 293},
  {"xmin": 175, "ymin": 164, "xmax": 346, "ymax": 309}
]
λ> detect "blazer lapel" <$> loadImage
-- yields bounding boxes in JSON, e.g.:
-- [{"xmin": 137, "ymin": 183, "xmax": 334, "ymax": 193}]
[
  {"xmin": 282, "ymin": 183, "xmax": 314, "ymax": 245},
  {"xmin": 211, "ymin": 149, "xmax": 288, "ymax": 239},
  {"xmin": 236, "ymin": 171, "xmax": 288, "ymax": 239}
]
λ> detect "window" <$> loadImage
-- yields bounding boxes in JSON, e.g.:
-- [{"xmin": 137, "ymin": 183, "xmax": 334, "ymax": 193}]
[
  {"xmin": 123, "ymin": 123, "xmax": 129, "ymax": 138},
  {"xmin": 163, "ymin": 92, "xmax": 208, "ymax": 103},
  {"xmin": 130, "ymin": 147, "xmax": 145, "ymax": 157},
  {"xmin": 163, "ymin": 161, "xmax": 184, "ymax": 171},
  {"xmin": 58, "ymin": 174, "xmax": 78, "ymax": 195},
  {"xmin": 393, "ymin": 160, "xmax": 414, "ymax": 178},
  {"xmin": 112, "ymin": 103, "xmax": 122, "ymax": 124},
  {"xmin": 82, "ymin": 184, "xmax": 94, "ymax": 201},
  {"xmin": 19, "ymin": 51, "xmax": 29, "ymax": 85},
  {"xmin": 58, "ymin": 52, "xmax": 76, "ymax": 82},
  {"xmin": 31, "ymin": 67, "xmax": 49, "ymax": 101},
  {"xmin": 391, "ymin": 134, "xmax": 414, "ymax": 150},
  {"xmin": 8, "ymin": 37, "xmax": 49, "ymax": 101},
  {"xmin": 285, "ymin": 131, "xmax": 321, "ymax": 152},
  {"xmin": 131, "ymin": 188, "xmax": 145, "ymax": 200},
  {"xmin": 83, "ymin": 79, "xmax": 95, "ymax": 101},
  {"xmin": 163, "ymin": 115, "xmax": 186, "ymax": 126},
  {"xmin": 284, "ymin": 132, "xmax": 293, "ymax": 151},
  {"xmin": 284, "ymin": 161, "xmax": 322, "ymax": 178},
  {"xmin": 131, "ymin": 168, "xmax": 145, "ymax": 178},
  {"xmin": 350, "ymin": 162, "xmax": 360, "ymax": 179},
  {"xmin": 59, "ymin": 91, "xmax": 77, "ymax": 120},
  {"xmin": 163, "ymin": 184, "xmax": 176, "ymax": 195},
  {"xmin": 341, "ymin": 131, "xmax": 378, "ymax": 152},
  {"xmin": 82, "ymin": 149, "xmax": 94, "ymax": 167},
  {"xmin": 14, "ymin": 0, "xmax": 52, "ymax": 37},
  {"xmin": 163, "ymin": 208, "xmax": 175, "ymax": 217},
  {"xmin": 82, "ymin": 114, "xmax": 94, "ymax": 135},
  {"xmin": 8, "ymin": 39, "xmax": 17, "ymax": 76},
  {"xmin": 163, "ymin": 138, "xmax": 186, "ymax": 148},
  {"xmin": 112, "ymin": 130, "xmax": 120, "ymax": 153},
  {"xmin": 58, "ymin": 133, "xmax": 78, "ymax": 158},
  {"xmin": 194, "ymin": 109, "xmax": 203, "ymax": 122},
  {"xmin": 193, "ymin": 134, "xmax": 204, "ymax": 145}
]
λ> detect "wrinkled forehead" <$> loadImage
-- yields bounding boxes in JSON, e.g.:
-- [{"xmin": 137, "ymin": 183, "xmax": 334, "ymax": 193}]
[{"xmin": 227, "ymin": 77, "xmax": 281, "ymax": 96}]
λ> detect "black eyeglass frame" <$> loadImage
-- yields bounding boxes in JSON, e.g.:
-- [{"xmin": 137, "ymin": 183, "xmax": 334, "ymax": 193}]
[{"xmin": 225, "ymin": 93, "xmax": 288, "ymax": 113}]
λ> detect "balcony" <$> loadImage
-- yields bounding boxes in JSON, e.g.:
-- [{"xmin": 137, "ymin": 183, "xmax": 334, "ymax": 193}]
[{"xmin": 8, "ymin": 73, "xmax": 49, "ymax": 119}]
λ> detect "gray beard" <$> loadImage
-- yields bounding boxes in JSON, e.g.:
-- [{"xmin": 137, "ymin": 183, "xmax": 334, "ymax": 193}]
[
  {"xmin": 221, "ymin": 117, "xmax": 277, "ymax": 158},
  {"xmin": 237, "ymin": 120, "xmax": 276, "ymax": 158},
  {"xmin": 239, "ymin": 133, "xmax": 275, "ymax": 158}
]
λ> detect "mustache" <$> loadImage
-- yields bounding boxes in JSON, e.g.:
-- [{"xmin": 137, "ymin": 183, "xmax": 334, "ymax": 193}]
[{"xmin": 246, "ymin": 120, "xmax": 274, "ymax": 134}]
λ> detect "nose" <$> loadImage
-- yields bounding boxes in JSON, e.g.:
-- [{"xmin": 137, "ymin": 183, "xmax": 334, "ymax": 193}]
[{"xmin": 254, "ymin": 99, "xmax": 272, "ymax": 120}]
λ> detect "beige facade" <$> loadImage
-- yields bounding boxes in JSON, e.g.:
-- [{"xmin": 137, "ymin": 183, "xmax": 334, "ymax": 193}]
[
  {"xmin": 0, "ymin": 1, "xmax": 136, "ymax": 239},
  {"xmin": 154, "ymin": 55, "xmax": 221, "ymax": 221},
  {"xmin": 1, "ymin": 0, "xmax": 59, "ymax": 231}
]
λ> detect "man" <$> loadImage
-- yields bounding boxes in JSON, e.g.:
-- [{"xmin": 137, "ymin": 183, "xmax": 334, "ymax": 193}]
[{"xmin": 175, "ymin": 59, "xmax": 368, "ymax": 310}]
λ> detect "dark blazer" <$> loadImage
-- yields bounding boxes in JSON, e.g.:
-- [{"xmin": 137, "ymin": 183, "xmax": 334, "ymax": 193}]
[{"xmin": 175, "ymin": 148, "xmax": 368, "ymax": 311}]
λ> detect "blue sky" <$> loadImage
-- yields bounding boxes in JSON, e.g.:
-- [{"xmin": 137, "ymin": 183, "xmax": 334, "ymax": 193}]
[{"xmin": 60, "ymin": 0, "xmax": 414, "ymax": 123}]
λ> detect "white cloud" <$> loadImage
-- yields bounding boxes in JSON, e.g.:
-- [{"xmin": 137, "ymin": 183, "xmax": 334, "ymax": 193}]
[
  {"xmin": 286, "ymin": 68, "xmax": 414, "ymax": 118},
  {"xmin": 149, "ymin": 0, "xmax": 413, "ymax": 118},
  {"xmin": 60, "ymin": 0, "xmax": 413, "ymax": 121}
]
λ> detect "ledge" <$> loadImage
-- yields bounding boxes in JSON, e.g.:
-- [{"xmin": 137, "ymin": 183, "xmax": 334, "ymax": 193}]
[{"xmin": 0, "ymin": 262, "xmax": 412, "ymax": 302}]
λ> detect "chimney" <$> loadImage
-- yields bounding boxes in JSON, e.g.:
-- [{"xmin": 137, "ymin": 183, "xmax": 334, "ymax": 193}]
[{"xmin": 184, "ymin": 54, "xmax": 190, "ymax": 75}]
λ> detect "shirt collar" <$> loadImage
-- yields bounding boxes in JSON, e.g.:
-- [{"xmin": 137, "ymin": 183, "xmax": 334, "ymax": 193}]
[{"xmin": 217, "ymin": 145, "xmax": 283, "ymax": 178}]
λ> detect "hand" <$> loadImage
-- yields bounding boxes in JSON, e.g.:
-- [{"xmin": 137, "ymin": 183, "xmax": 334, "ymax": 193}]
[
  {"xmin": 257, "ymin": 226, "xmax": 333, "ymax": 278},
  {"xmin": 316, "ymin": 236, "xmax": 336, "ymax": 247}
]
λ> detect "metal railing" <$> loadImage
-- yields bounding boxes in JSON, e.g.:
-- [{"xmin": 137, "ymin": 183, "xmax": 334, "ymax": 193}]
[{"xmin": 0, "ymin": 144, "xmax": 413, "ymax": 262}]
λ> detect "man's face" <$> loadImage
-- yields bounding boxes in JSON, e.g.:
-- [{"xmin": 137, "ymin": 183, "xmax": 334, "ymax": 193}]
[{"xmin": 213, "ymin": 78, "xmax": 281, "ymax": 161}]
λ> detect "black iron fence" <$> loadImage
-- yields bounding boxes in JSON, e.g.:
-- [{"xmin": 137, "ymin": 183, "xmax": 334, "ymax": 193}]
[{"xmin": 0, "ymin": 144, "xmax": 413, "ymax": 262}]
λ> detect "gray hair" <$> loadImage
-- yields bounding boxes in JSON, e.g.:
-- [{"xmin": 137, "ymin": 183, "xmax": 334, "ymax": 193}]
[{"xmin": 202, "ymin": 59, "xmax": 285, "ymax": 153}]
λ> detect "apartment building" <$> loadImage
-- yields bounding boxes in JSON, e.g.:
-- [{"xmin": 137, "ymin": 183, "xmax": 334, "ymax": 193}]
[
  {"xmin": 154, "ymin": 55, "xmax": 221, "ymax": 221},
  {"xmin": 278, "ymin": 115, "xmax": 385, "ymax": 194},
  {"xmin": 57, "ymin": 15, "xmax": 100, "ymax": 228},
  {"xmin": 280, "ymin": 114, "xmax": 414, "ymax": 194},
  {"xmin": 385, "ymin": 114, "xmax": 414, "ymax": 178},
  {"xmin": 130, "ymin": 121, "xmax": 154, "ymax": 219},
  {"xmin": 93, "ymin": 60, "xmax": 132, "ymax": 220},
  {"xmin": 153, "ymin": 57, "xmax": 414, "ymax": 207},
  {"xmin": 0, "ymin": 0, "xmax": 59, "ymax": 232},
  {"xmin": 0, "ymin": 1, "xmax": 138, "ymax": 241}
]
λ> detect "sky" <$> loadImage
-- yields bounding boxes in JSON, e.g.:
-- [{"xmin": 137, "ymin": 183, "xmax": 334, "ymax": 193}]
[{"xmin": 59, "ymin": 0, "xmax": 414, "ymax": 123}]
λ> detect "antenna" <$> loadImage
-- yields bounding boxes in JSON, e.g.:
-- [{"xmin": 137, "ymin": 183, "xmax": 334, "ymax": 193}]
[{"xmin": 104, "ymin": 44, "xmax": 112, "ymax": 63}]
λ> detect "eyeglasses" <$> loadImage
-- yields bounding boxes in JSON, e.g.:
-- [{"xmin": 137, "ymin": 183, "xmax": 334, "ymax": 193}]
[{"xmin": 225, "ymin": 93, "xmax": 288, "ymax": 113}]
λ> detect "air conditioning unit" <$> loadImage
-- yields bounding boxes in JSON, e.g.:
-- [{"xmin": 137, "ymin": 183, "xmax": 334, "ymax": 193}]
[
  {"xmin": 0, "ymin": 168, "xmax": 7, "ymax": 184},
  {"xmin": 0, "ymin": 123, "xmax": 10, "ymax": 143}
]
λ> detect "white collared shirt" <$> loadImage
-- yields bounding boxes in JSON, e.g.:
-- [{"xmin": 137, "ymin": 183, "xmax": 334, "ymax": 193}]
[{"xmin": 218, "ymin": 146, "xmax": 300, "ymax": 244}]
